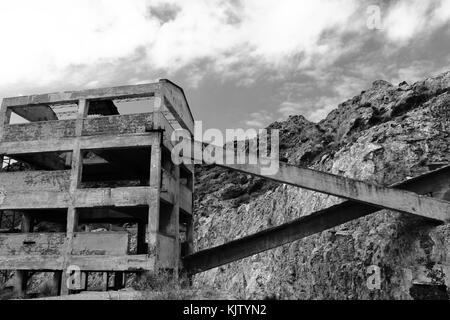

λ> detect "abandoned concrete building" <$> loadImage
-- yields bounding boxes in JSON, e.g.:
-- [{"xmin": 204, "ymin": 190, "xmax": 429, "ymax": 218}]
[
  {"xmin": 1, "ymin": 78, "xmax": 449, "ymax": 300},
  {"xmin": 0, "ymin": 80, "xmax": 195, "ymax": 297}
]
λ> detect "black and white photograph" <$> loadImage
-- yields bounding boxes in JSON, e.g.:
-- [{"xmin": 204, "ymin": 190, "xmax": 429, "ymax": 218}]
[{"xmin": 0, "ymin": 0, "xmax": 449, "ymax": 310}]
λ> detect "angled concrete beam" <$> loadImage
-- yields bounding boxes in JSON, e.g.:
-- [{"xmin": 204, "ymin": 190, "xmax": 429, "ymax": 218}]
[
  {"xmin": 184, "ymin": 140, "xmax": 450, "ymax": 221},
  {"xmin": 221, "ymin": 161, "xmax": 450, "ymax": 222},
  {"xmin": 183, "ymin": 165, "xmax": 450, "ymax": 274}
]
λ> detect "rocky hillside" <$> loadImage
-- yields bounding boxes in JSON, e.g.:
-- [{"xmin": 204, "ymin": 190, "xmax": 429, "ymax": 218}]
[{"xmin": 193, "ymin": 71, "xmax": 450, "ymax": 299}]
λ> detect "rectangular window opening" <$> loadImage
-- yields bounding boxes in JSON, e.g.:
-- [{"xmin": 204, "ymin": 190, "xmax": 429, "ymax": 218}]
[
  {"xmin": 80, "ymin": 147, "xmax": 151, "ymax": 188},
  {"xmin": 8, "ymin": 103, "xmax": 80, "ymax": 124},
  {"xmin": 86, "ymin": 97, "xmax": 155, "ymax": 118},
  {"xmin": 2, "ymin": 151, "xmax": 72, "ymax": 172},
  {"xmin": 77, "ymin": 206, "xmax": 149, "ymax": 256},
  {"xmin": 32, "ymin": 209, "xmax": 68, "ymax": 233},
  {"xmin": 112, "ymin": 97, "xmax": 155, "ymax": 116}
]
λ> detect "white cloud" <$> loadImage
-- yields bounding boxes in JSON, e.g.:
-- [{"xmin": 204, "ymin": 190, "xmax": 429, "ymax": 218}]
[
  {"xmin": 278, "ymin": 101, "xmax": 302, "ymax": 118},
  {"xmin": 150, "ymin": 0, "xmax": 361, "ymax": 69},
  {"xmin": 277, "ymin": 96, "xmax": 341, "ymax": 123},
  {"xmin": 383, "ymin": 0, "xmax": 430, "ymax": 42},
  {"xmin": 308, "ymin": 96, "xmax": 341, "ymax": 122},
  {"xmin": 236, "ymin": 0, "xmax": 360, "ymax": 63},
  {"xmin": 390, "ymin": 61, "xmax": 450, "ymax": 85},
  {"xmin": 275, "ymin": 71, "xmax": 370, "ymax": 122},
  {"xmin": 434, "ymin": 0, "xmax": 450, "ymax": 23},
  {"xmin": 245, "ymin": 110, "xmax": 274, "ymax": 128},
  {"xmin": 0, "ymin": 0, "xmax": 156, "ymax": 89},
  {"xmin": 0, "ymin": 0, "xmax": 363, "ymax": 93},
  {"xmin": 383, "ymin": 0, "xmax": 450, "ymax": 43},
  {"xmin": 1, "ymin": 0, "xmax": 448, "ymax": 132}
]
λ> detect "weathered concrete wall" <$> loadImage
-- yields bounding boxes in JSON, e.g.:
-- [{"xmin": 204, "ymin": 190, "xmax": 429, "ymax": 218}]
[
  {"xmin": 0, "ymin": 170, "xmax": 70, "ymax": 192},
  {"xmin": 3, "ymin": 120, "xmax": 76, "ymax": 142},
  {"xmin": 82, "ymin": 113, "xmax": 153, "ymax": 136},
  {"xmin": 0, "ymin": 233, "xmax": 66, "ymax": 256},
  {"xmin": 2, "ymin": 112, "xmax": 154, "ymax": 142},
  {"xmin": 0, "ymin": 232, "xmax": 130, "ymax": 256}
]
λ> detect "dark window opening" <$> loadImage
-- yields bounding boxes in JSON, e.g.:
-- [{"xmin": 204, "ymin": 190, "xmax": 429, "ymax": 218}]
[
  {"xmin": 410, "ymin": 284, "xmax": 449, "ymax": 300},
  {"xmin": 0, "ymin": 209, "xmax": 67, "ymax": 234},
  {"xmin": 179, "ymin": 212, "xmax": 191, "ymax": 257},
  {"xmin": 25, "ymin": 272, "xmax": 58, "ymax": 299},
  {"xmin": 158, "ymin": 202, "xmax": 175, "ymax": 237},
  {"xmin": 87, "ymin": 97, "xmax": 155, "ymax": 118},
  {"xmin": 8, "ymin": 103, "xmax": 79, "ymax": 124},
  {"xmin": 80, "ymin": 147, "xmax": 151, "ymax": 188},
  {"xmin": 26, "ymin": 209, "xmax": 68, "ymax": 233},
  {"xmin": 2, "ymin": 151, "xmax": 72, "ymax": 172},
  {"xmin": 0, "ymin": 211, "xmax": 20, "ymax": 232},
  {"xmin": 180, "ymin": 165, "xmax": 193, "ymax": 191}
]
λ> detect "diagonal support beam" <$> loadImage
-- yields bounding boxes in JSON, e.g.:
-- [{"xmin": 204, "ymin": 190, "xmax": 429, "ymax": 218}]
[
  {"xmin": 183, "ymin": 139, "xmax": 450, "ymax": 222},
  {"xmin": 217, "ymin": 162, "xmax": 450, "ymax": 222},
  {"xmin": 183, "ymin": 165, "xmax": 450, "ymax": 274}
]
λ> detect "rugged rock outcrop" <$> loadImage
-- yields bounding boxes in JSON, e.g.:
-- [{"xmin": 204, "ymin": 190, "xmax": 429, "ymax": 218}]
[{"xmin": 193, "ymin": 71, "xmax": 450, "ymax": 299}]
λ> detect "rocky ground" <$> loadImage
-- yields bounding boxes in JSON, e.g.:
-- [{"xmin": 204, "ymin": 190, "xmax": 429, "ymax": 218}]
[{"xmin": 193, "ymin": 71, "xmax": 450, "ymax": 299}]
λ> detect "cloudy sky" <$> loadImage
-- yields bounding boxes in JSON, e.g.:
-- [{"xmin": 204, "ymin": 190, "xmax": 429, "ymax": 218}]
[{"xmin": 0, "ymin": 0, "xmax": 449, "ymax": 130}]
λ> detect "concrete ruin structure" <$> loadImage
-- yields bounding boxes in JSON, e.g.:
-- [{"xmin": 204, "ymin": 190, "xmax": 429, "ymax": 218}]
[{"xmin": 0, "ymin": 80, "xmax": 194, "ymax": 296}]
